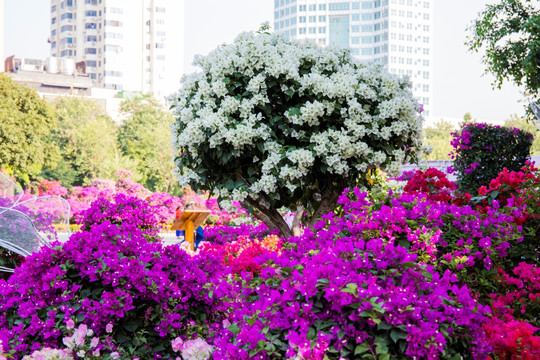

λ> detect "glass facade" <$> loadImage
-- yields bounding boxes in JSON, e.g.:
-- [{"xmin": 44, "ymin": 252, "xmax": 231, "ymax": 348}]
[{"xmin": 329, "ymin": 16, "xmax": 349, "ymax": 47}]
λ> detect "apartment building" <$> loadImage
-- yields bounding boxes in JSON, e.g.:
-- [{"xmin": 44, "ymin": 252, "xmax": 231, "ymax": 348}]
[{"xmin": 274, "ymin": 0, "xmax": 434, "ymax": 115}]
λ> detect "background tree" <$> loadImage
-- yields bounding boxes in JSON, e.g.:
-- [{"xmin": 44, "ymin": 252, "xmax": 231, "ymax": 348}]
[
  {"xmin": 505, "ymin": 114, "xmax": 540, "ymax": 154},
  {"xmin": 423, "ymin": 119, "xmax": 454, "ymax": 160},
  {"xmin": 170, "ymin": 32, "xmax": 423, "ymax": 237},
  {"xmin": 44, "ymin": 97, "xmax": 135, "ymax": 187},
  {"xmin": 468, "ymin": 0, "xmax": 540, "ymax": 97},
  {"xmin": 118, "ymin": 95, "xmax": 180, "ymax": 194},
  {"xmin": 0, "ymin": 74, "xmax": 59, "ymax": 185}
]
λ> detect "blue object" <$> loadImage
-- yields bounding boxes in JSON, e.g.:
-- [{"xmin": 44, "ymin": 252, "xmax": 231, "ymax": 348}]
[
  {"xmin": 194, "ymin": 226, "xmax": 204, "ymax": 250},
  {"xmin": 176, "ymin": 230, "xmax": 184, "ymax": 237}
]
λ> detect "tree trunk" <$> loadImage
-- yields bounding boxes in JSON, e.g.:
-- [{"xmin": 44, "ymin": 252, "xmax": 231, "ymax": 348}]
[
  {"xmin": 292, "ymin": 205, "xmax": 304, "ymax": 237},
  {"xmin": 245, "ymin": 195, "xmax": 293, "ymax": 238},
  {"xmin": 309, "ymin": 187, "xmax": 340, "ymax": 229}
]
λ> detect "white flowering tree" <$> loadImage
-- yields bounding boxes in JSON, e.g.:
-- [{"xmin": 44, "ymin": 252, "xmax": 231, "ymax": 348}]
[{"xmin": 170, "ymin": 31, "xmax": 423, "ymax": 237}]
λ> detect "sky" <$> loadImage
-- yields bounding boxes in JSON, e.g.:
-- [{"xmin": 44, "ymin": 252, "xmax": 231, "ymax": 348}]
[{"xmin": 2, "ymin": 0, "xmax": 526, "ymax": 123}]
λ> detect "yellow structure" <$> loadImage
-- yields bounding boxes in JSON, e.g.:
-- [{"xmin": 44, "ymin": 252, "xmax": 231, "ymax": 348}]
[{"xmin": 170, "ymin": 210, "xmax": 210, "ymax": 250}]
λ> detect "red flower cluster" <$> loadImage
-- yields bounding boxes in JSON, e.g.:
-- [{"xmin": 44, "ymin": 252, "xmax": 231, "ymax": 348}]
[
  {"xmin": 483, "ymin": 318, "xmax": 540, "ymax": 360},
  {"xmin": 477, "ymin": 162, "xmax": 540, "ymax": 226},
  {"xmin": 200, "ymin": 235, "xmax": 281, "ymax": 275},
  {"xmin": 403, "ymin": 168, "xmax": 456, "ymax": 203}
]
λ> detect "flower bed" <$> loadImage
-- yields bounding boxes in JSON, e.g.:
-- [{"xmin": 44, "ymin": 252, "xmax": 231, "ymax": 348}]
[{"xmin": 1, "ymin": 165, "xmax": 539, "ymax": 359}]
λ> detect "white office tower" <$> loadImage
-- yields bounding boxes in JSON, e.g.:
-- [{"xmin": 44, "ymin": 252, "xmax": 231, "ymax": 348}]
[
  {"xmin": 274, "ymin": 0, "xmax": 434, "ymax": 116},
  {"xmin": 50, "ymin": 0, "xmax": 183, "ymax": 99}
]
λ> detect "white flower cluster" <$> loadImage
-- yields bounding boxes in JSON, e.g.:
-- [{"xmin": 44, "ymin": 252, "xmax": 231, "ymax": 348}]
[{"xmin": 170, "ymin": 32, "xmax": 423, "ymax": 203}]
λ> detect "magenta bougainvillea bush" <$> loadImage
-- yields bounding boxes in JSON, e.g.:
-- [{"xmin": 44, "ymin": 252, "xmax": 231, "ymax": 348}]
[{"xmin": 0, "ymin": 195, "xmax": 225, "ymax": 360}]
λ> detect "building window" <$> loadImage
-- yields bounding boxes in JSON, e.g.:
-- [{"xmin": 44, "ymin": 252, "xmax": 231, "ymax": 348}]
[
  {"xmin": 361, "ymin": 24, "xmax": 373, "ymax": 32},
  {"xmin": 299, "ymin": 27, "xmax": 306, "ymax": 34},
  {"xmin": 105, "ymin": 32, "xmax": 123, "ymax": 39},
  {"xmin": 157, "ymin": 55, "xmax": 165, "ymax": 61},
  {"xmin": 329, "ymin": 2, "xmax": 349, "ymax": 11},
  {"xmin": 374, "ymin": 35, "xmax": 381, "ymax": 42},
  {"xmin": 105, "ymin": 45, "xmax": 122, "ymax": 52},
  {"xmin": 60, "ymin": 13, "xmax": 73, "ymax": 20},
  {"xmin": 308, "ymin": 27, "xmax": 316, "ymax": 34},
  {"xmin": 362, "ymin": 13, "xmax": 373, "ymax": 21},
  {"xmin": 299, "ymin": 16, "xmax": 306, "ymax": 23},
  {"xmin": 87, "ymin": 60, "xmax": 97, "ymax": 67},
  {"xmin": 85, "ymin": 0, "xmax": 98, "ymax": 4},
  {"xmin": 85, "ymin": 10, "xmax": 97, "ymax": 16},
  {"xmin": 51, "ymin": 42, "xmax": 57, "ymax": 49},
  {"xmin": 361, "ymin": 36, "xmax": 373, "ymax": 44},
  {"xmin": 85, "ymin": 48, "xmax": 97, "ymax": 54},
  {"xmin": 319, "ymin": 4, "xmax": 326, "ymax": 10},
  {"xmin": 155, "ymin": 43, "xmax": 165, "ymax": 49},
  {"xmin": 51, "ymin": 29, "xmax": 57, "ymax": 36},
  {"xmin": 423, "ymin": 84, "xmax": 429, "ymax": 92},
  {"xmin": 61, "ymin": 25, "xmax": 73, "ymax": 32},
  {"xmin": 362, "ymin": 1, "xmax": 373, "ymax": 9},
  {"xmin": 351, "ymin": 14, "xmax": 359, "ymax": 21},
  {"xmin": 156, "ymin": 6, "xmax": 166, "ymax": 13},
  {"xmin": 319, "ymin": 15, "xmax": 326, "ymax": 22},
  {"xmin": 351, "ymin": 2, "xmax": 360, "ymax": 9},
  {"xmin": 86, "ymin": 35, "xmax": 97, "ymax": 42},
  {"xmin": 104, "ymin": 70, "xmax": 123, "ymax": 77},
  {"xmin": 351, "ymin": 48, "xmax": 360, "ymax": 56},
  {"xmin": 318, "ymin": 27, "xmax": 326, "ymax": 34},
  {"xmin": 85, "ymin": 23, "xmax": 96, "ymax": 29},
  {"xmin": 51, "ymin": 5, "xmax": 56, "ymax": 12},
  {"xmin": 309, "ymin": 15, "xmax": 316, "ymax": 22},
  {"xmin": 105, "ymin": 20, "xmax": 123, "ymax": 27},
  {"xmin": 351, "ymin": 36, "xmax": 360, "ymax": 44},
  {"xmin": 308, "ymin": 4, "xmax": 316, "ymax": 11},
  {"xmin": 351, "ymin": 25, "xmax": 360, "ymax": 33},
  {"xmin": 60, "ymin": 50, "xmax": 73, "ymax": 57},
  {"xmin": 329, "ymin": 16, "xmax": 349, "ymax": 47},
  {"xmin": 51, "ymin": 17, "xmax": 57, "ymax": 24},
  {"xmin": 298, "ymin": 4, "xmax": 306, "ymax": 11}
]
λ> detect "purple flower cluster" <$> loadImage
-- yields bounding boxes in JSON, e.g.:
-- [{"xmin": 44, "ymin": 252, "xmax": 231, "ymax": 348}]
[
  {"xmin": 0, "ymin": 196, "xmax": 225, "ymax": 359},
  {"xmin": 209, "ymin": 190, "xmax": 492, "ymax": 359}
]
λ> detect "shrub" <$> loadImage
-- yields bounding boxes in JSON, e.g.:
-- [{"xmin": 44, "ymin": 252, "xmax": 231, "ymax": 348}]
[
  {"xmin": 0, "ymin": 201, "xmax": 224, "ymax": 359},
  {"xmin": 78, "ymin": 193, "xmax": 160, "ymax": 241},
  {"xmin": 210, "ymin": 189, "xmax": 492, "ymax": 360},
  {"xmin": 476, "ymin": 162, "xmax": 540, "ymax": 265},
  {"xmin": 451, "ymin": 123, "xmax": 533, "ymax": 194}
]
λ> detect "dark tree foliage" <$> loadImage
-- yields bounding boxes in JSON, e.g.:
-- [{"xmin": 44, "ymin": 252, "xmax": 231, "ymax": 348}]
[{"xmin": 468, "ymin": 0, "xmax": 540, "ymax": 97}]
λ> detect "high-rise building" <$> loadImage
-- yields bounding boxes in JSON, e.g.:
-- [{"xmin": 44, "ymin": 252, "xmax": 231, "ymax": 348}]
[
  {"xmin": 49, "ymin": 0, "xmax": 182, "ymax": 99},
  {"xmin": 274, "ymin": 0, "xmax": 434, "ymax": 116}
]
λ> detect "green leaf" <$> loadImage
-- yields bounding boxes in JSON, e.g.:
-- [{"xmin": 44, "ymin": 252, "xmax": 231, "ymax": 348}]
[
  {"xmin": 354, "ymin": 343, "xmax": 370, "ymax": 355},
  {"xmin": 390, "ymin": 329, "xmax": 408, "ymax": 343},
  {"xmin": 122, "ymin": 320, "xmax": 139, "ymax": 332}
]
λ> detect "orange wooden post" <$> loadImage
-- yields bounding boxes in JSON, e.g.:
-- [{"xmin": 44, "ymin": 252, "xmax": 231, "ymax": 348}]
[{"xmin": 185, "ymin": 218, "xmax": 194, "ymax": 251}]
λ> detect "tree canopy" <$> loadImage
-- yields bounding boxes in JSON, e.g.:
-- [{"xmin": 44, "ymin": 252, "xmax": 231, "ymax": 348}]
[
  {"xmin": 468, "ymin": 0, "xmax": 540, "ymax": 97},
  {"xmin": 170, "ymin": 32, "xmax": 423, "ymax": 237},
  {"xmin": 118, "ymin": 95, "xmax": 179, "ymax": 194},
  {"xmin": 0, "ymin": 74, "xmax": 59, "ymax": 184},
  {"xmin": 45, "ymin": 97, "xmax": 134, "ymax": 187}
]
